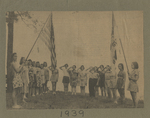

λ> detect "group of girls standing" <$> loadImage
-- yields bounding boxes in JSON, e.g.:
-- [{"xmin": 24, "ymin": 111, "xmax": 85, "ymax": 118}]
[
  {"xmin": 19, "ymin": 57, "xmax": 51, "ymax": 99},
  {"xmin": 60, "ymin": 64, "xmax": 92, "ymax": 95},
  {"xmin": 103, "ymin": 62, "xmax": 139, "ymax": 108},
  {"xmin": 60, "ymin": 62, "xmax": 139, "ymax": 108},
  {"xmin": 10, "ymin": 52, "xmax": 139, "ymax": 108},
  {"xmin": 10, "ymin": 53, "xmax": 59, "ymax": 108},
  {"xmin": 59, "ymin": 64, "xmax": 106, "ymax": 97}
]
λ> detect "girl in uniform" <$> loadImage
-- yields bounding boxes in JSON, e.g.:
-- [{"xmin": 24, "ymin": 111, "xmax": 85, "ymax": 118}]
[
  {"xmin": 43, "ymin": 62, "xmax": 49, "ymax": 93},
  {"xmin": 78, "ymin": 65, "xmax": 92, "ymax": 95},
  {"xmin": 97, "ymin": 65, "xmax": 106, "ymax": 96},
  {"xmin": 11, "ymin": 53, "xmax": 24, "ymax": 108},
  {"xmin": 28, "ymin": 66, "xmax": 34, "ymax": 96},
  {"xmin": 28, "ymin": 59, "xmax": 33, "ymax": 96},
  {"xmin": 20, "ymin": 57, "xmax": 29, "ymax": 101},
  {"xmin": 68, "ymin": 65, "xmax": 78, "ymax": 95},
  {"xmin": 60, "ymin": 64, "xmax": 70, "ymax": 94},
  {"xmin": 31, "ymin": 61, "xmax": 36, "ymax": 96},
  {"xmin": 40, "ymin": 64, "xmax": 45, "ymax": 94},
  {"xmin": 105, "ymin": 65, "xmax": 117, "ymax": 103},
  {"xmin": 88, "ymin": 67, "xmax": 99, "ymax": 97},
  {"xmin": 116, "ymin": 63, "xmax": 126, "ymax": 104},
  {"xmin": 50, "ymin": 68, "xmax": 59, "ymax": 95},
  {"xmin": 127, "ymin": 62, "xmax": 139, "ymax": 108},
  {"xmin": 35, "ymin": 62, "xmax": 41, "ymax": 95}
]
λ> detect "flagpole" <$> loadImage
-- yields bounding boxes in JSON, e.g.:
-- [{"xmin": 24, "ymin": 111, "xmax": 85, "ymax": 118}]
[
  {"xmin": 25, "ymin": 14, "xmax": 51, "ymax": 61},
  {"xmin": 119, "ymin": 38, "xmax": 129, "ymax": 74}
]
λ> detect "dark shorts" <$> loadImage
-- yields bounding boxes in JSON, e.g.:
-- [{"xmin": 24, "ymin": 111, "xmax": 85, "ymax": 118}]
[
  {"xmin": 99, "ymin": 78, "xmax": 105, "ymax": 88},
  {"xmin": 62, "ymin": 76, "xmax": 69, "ymax": 83},
  {"xmin": 89, "ymin": 78, "xmax": 98, "ymax": 97}
]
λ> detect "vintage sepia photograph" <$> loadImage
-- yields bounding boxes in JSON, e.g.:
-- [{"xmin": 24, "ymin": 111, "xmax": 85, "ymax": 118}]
[{"xmin": 5, "ymin": 11, "xmax": 144, "ymax": 109}]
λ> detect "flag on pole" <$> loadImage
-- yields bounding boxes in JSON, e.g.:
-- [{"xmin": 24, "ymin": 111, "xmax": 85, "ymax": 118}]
[
  {"xmin": 110, "ymin": 12, "xmax": 117, "ymax": 75},
  {"xmin": 38, "ymin": 13, "xmax": 57, "ymax": 69},
  {"xmin": 49, "ymin": 13, "xmax": 57, "ymax": 69}
]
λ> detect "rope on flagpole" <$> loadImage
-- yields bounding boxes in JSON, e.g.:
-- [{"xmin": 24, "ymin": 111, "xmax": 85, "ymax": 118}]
[{"xmin": 25, "ymin": 14, "xmax": 51, "ymax": 61}]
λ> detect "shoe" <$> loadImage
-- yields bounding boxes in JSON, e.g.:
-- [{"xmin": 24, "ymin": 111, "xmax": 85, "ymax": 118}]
[{"xmin": 12, "ymin": 105, "xmax": 22, "ymax": 109}]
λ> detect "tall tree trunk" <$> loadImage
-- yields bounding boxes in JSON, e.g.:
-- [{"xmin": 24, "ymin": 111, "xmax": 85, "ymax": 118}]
[{"xmin": 6, "ymin": 12, "xmax": 14, "ymax": 93}]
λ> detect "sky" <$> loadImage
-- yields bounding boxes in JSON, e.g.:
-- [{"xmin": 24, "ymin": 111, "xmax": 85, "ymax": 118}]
[{"xmin": 6, "ymin": 11, "xmax": 143, "ymax": 99}]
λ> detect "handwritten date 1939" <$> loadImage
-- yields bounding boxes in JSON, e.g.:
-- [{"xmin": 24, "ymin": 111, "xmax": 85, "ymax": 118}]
[{"xmin": 60, "ymin": 110, "xmax": 84, "ymax": 117}]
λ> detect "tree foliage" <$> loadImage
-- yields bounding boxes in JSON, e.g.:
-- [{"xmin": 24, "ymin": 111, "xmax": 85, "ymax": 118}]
[{"xmin": 6, "ymin": 11, "xmax": 42, "ymax": 31}]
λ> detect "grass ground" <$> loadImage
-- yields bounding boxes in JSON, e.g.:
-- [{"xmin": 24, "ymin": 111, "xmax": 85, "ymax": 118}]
[{"xmin": 6, "ymin": 91, "xmax": 144, "ymax": 109}]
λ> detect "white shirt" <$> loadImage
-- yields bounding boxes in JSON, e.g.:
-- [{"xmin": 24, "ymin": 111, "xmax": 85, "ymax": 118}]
[{"xmin": 62, "ymin": 67, "xmax": 69, "ymax": 77}]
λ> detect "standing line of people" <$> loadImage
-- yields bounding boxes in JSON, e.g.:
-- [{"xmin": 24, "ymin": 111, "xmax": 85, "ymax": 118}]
[
  {"xmin": 58, "ymin": 64, "xmax": 118, "ymax": 102},
  {"xmin": 10, "ymin": 53, "xmax": 60, "ymax": 108},
  {"xmin": 10, "ymin": 52, "xmax": 140, "ymax": 108},
  {"xmin": 59, "ymin": 62, "xmax": 139, "ymax": 108}
]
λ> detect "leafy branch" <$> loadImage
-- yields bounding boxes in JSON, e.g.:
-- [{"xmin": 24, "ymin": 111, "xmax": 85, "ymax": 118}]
[{"xmin": 16, "ymin": 11, "xmax": 37, "ymax": 30}]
